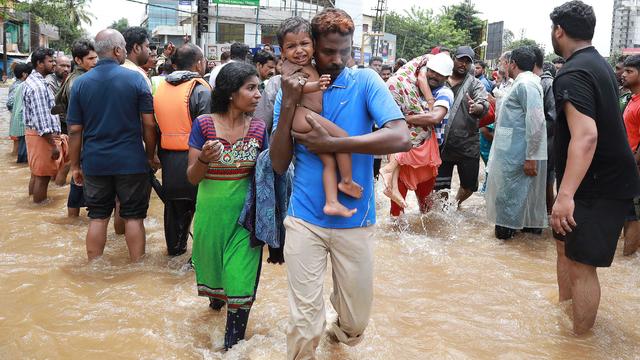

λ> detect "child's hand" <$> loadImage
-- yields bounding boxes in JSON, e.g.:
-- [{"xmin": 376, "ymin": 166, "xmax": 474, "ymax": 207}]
[{"xmin": 319, "ymin": 74, "xmax": 331, "ymax": 90}]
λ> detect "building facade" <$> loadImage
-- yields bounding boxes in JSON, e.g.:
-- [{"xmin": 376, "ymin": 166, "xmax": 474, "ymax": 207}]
[
  {"xmin": 142, "ymin": 0, "xmax": 193, "ymax": 46},
  {"xmin": 611, "ymin": 0, "xmax": 640, "ymax": 56},
  {"xmin": 142, "ymin": 0, "xmax": 398, "ymax": 64}
]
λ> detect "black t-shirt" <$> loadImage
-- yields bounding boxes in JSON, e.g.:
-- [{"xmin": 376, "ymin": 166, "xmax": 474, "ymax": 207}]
[{"xmin": 553, "ymin": 46, "xmax": 640, "ymax": 199}]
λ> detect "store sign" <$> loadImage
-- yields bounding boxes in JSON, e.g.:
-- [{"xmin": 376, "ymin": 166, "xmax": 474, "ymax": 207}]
[{"xmin": 214, "ymin": 0, "xmax": 259, "ymax": 5}]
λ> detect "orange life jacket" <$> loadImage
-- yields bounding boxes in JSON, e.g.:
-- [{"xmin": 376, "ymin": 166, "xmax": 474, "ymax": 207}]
[{"xmin": 153, "ymin": 77, "xmax": 211, "ymax": 151}]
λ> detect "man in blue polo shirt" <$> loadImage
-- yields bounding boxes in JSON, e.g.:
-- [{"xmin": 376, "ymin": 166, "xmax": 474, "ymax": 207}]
[
  {"xmin": 67, "ymin": 29, "xmax": 158, "ymax": 262},
  {"xmin": 270, "ymin": 9, "xmax": 411, "ymax": 359}
]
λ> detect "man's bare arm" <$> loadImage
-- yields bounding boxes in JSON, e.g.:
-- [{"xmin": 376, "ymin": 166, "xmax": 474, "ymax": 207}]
[
  {"xmin": 292, "ymin": 116, "xmax": 411, "ymax": 155},
  {"xmin": 557, "ymin": 102, "xmax": 598, "ymax": 199},
  {"xmin": 141, "ymin": 113, "xmax": 158, "ymax": 168},
  {"xmin": 270, "ymin": 74, "xmax": 305, "ymax": 175},
  {"xmin": 551, "ymin": 102, "xmax": 598, "ymax": 235},
  {"xmin": 406, "ymin": 106, "xmax": 447, "ymax": 127}
]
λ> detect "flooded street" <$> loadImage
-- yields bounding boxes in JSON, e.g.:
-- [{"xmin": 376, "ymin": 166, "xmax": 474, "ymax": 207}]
[{"xmin": 1, "ymin": 86, "xmax": 639, "ymax": 359}]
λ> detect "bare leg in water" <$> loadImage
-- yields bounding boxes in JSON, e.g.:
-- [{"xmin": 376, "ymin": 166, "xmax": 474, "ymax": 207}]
[
  {"xmin": 32, "ymin": 175, "xmax": 51, "ymax": 203},
  {"xmin": 380, "ymin": 156, "xmax": 407, "ymax": 208},
  {"xmin": 456, "ymin": 187, "xmax": 474, "ymax": 207},
  {"xmin": 86, "ymin": 217, "xmax": 145, "ymax": 261},
  {"xmin": 29, "ymin": 175, "xmax": 35, "ymax": 196},
  {"xmin": 556, "ymin": 239, "xmax": 601, "ymax": 335},
  {"xmin": 623, "ymin": 220, "xmax": 640, "ymax": 256},
  {"xmin": 568, "ymin": 260, "xmax": 600, "ymax": 335},
  {"xmin": 556, "ymin": 240, "xmax": 572, "ymax": 302},
  {"xmin": 114, "ymin": 200, "xmax": 125, "ymax": 235}
]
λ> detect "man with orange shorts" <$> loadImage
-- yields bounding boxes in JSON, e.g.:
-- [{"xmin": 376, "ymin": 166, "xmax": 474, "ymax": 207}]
[{"xmin": 23, "ymin": 47, "xmax": 66, "ymax": 203}]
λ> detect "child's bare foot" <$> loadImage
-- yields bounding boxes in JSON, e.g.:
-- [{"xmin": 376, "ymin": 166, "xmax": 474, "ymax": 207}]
[
  {"xmin": 324, "ymin": 201, "xmax": 357, "ymax": 217},
  {"xmin": 338, "ymin": 180, "xmax": 363, "ymax": 199},
  {"xmin": 383, "ymin": 186, "xmax": 407, "ymax": 208}
]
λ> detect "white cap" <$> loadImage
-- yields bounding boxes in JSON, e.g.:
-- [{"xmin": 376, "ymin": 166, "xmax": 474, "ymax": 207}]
[{"xmin": 426, "ymin": 53, "xmax": 454, "ymax": 77}]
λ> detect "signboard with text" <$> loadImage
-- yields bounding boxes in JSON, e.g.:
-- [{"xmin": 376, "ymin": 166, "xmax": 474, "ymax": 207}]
[
  {"xmin": 207, "ymin": 44, "xmax": 232, "ymax": 59},
  {"xmin": 213, "ymin": 0, "xmax": 259, "ymax": 5}
]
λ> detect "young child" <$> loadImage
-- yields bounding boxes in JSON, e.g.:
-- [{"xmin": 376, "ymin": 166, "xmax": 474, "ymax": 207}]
[{"xmin": 277, "ymin": 18, "xmax": 362, "ymax": 217}]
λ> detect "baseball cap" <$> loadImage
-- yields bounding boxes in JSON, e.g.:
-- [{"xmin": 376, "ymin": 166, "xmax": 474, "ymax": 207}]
[{"xmin": 455, "ymin": 46, "xmax": 475, "ymax": 61}]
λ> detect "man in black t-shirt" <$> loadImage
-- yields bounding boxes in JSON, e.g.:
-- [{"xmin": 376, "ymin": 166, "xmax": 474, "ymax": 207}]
[{"xmin": 550, "ymin": 1, "xmax": 640, "ymax": 335}]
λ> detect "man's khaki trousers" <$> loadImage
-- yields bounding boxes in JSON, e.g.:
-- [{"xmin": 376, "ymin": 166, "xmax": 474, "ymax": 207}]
[{"xmin": 283, "ymin": 216, "xmax": 375, "ymax": 360}]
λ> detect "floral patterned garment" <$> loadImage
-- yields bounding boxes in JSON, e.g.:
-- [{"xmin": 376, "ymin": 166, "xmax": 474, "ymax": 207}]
[
  {"xmin": 386, "ymin": 54, "xmax": 432, "ymax": 147},
  {"xmin": 189, "ymin": 115, "xmax": 266, "ymax": 181}
]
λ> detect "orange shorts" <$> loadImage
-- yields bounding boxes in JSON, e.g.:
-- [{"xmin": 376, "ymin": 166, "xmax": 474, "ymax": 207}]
[{"xmin": 25, "ymin": 129, "xmax": 68, "ymax": 177}]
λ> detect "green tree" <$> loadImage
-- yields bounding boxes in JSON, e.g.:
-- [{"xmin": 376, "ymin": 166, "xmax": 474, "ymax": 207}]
[
  {"xmin": 109, "ymin": 18, "xmax": 129, "ymax": 34},
  {"xmin": 384, "ymin": 7, "xmax": 470, "ymax": 60},
  {"xmin": 441, "ymin": 0, "xmax": 485, "ymax": 49},
  {"xmin": 506, "ymin": 38, "xmax": 544, "ymax": 52},
  {"xmin": 17, "ymin": 0, "xmax": 94, "ymax": 52},
  {"xmin": 502, "ymin": 29, "xmax": 514, "ymax": 50}
]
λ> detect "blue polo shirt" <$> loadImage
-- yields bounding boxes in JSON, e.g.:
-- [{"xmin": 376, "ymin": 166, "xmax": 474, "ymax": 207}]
[
  {"xmin": 273, "ymin": 67, "xmax": 404, "ymax": 229},
  {"xmin": 67, "ymin": 58, "xmax": 154, "ymax": 176}
]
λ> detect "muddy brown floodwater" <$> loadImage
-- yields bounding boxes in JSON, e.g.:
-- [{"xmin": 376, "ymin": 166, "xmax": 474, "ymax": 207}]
[{"xmin": 0, "ymin": 87, "xmax": 639, "ymax": 359}]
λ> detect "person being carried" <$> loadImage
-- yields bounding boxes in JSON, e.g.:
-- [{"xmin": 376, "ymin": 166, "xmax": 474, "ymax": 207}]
[
  {"xmin": 381, "ymin": 53, "xmax": 454, "ymax": 210},
  {"xmin": 278, "ymin": 16, "xmax": 362, "ymax": 217}
]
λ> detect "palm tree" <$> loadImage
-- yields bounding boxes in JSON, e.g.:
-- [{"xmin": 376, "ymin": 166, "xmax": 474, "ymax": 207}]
[{"xmin": 65, "ymin": 0, "xmax": 94, "ymax": 27}]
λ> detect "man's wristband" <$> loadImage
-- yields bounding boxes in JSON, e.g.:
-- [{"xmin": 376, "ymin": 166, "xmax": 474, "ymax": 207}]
[{"xmin": 197, "ymin": 156, "xmax": 208, "ymax": 165}]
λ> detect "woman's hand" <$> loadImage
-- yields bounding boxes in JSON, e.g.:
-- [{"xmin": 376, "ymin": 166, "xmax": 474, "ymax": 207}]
[{"xmin": 199, "ymin": 140, "xmax": 224, "ymax": 163}]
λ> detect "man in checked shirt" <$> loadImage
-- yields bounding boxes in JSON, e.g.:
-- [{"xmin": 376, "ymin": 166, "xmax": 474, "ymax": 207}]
[{"xmin": 23, "ymin": 47, "xmax": 67, "ymax": 203}]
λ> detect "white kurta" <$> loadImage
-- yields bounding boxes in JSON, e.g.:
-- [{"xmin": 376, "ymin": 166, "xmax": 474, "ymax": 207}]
[{"xmin": 486, "ymin": 71, "xmax": 548, "ymax": 229}]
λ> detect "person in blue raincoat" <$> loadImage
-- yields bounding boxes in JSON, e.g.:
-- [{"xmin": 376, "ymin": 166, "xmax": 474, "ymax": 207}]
[{"xmin": 486, "ymin": 46, "xmax": 548, "ymax": 240}]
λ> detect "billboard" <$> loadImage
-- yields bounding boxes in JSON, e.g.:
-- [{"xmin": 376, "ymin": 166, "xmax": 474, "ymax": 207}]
[
  {"xmin": 213, "ymin": 0, "xmax": 260, "ymax": 5},
  {"xmin": 486, "ymin": 21, "xmax": 504, "ymax": 61}
]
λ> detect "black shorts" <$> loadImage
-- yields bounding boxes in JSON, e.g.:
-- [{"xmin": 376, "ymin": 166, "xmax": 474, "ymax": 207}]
[
  {"xmin": 554, "ymin": 198, "xmax": 630, "ymax": 267},
  {"xmin": 67, "ymin": 181, "xmax": 85, "ymax": 209},
  {"xmin": 434, "ymin": 158, "xmax": 480, "ymax": 191},
  {"xmin": 84, "ymin": 173, "xmax": 151, "ymax": 220}
]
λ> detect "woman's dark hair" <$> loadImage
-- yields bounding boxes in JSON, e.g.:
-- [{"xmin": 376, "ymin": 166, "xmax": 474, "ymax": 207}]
[
  {"xmin": 277, "ymin": 16, "xmax": 312, "ymax": 47},
  {"xmin": 71, "ymin": 39, "xmax": 95, "ymax": 61},
  {"xmin": 14, "ymin": 62, "xmax": 32, "ymax": 79},
  {"xmin": 122, "ymin": 26, "xmax": 149, "ymax": 53},
  {"xmin": 212, "ymin": 62, "xmax": 258, "ymax": 114},
  {"xmin": 31, "ymin": 47, "xmax": 54, "ymax": 66},
  {"xmin": 549, "ymin": 0, "xmax": 595, "ymax": 41}
]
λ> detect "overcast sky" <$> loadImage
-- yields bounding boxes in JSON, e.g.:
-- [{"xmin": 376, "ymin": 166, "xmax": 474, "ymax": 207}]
[{"xmin": 85, "ymin": 0, "xmax": 613, "ymax": 55}]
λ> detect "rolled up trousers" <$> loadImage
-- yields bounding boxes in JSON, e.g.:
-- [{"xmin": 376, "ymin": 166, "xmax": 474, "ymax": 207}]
[{"xmin": 283, "ymin": 216, "xmax": 375, "ymax": 360}]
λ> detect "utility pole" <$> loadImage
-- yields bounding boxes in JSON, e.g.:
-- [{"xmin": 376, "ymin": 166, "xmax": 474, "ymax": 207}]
[
  {"xmin": 2, "ymin": 11, "xmax": 7, "ymax": 78},
  {"xmin": 371, "ymin": 0, "xmax": 385, "ymax": 57}
]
